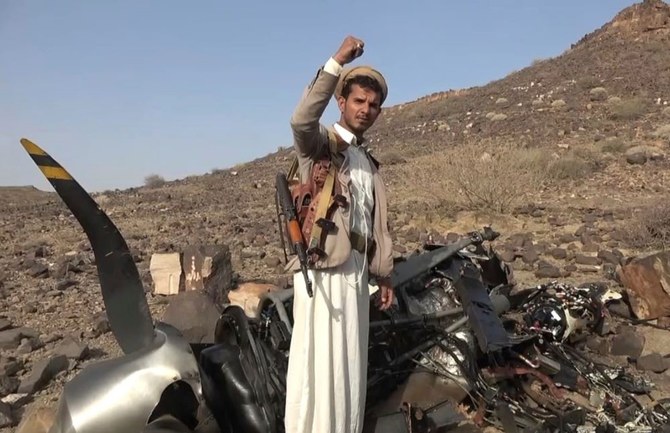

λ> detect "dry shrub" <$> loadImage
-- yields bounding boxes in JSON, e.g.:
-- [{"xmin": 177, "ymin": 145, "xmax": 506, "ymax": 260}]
[
  {"xmin": 144, "ymin": 174, "xmax": 166, "ymax": 188},
  {"xmin": 546, "ymin": 158, "xmax": 591, "ymax": 180},
  {"xmin": 392, "ymin": 140, "xmax": 604, "ymax": 215},
  {"xmin": 379, "ymin": 151, "xmax": 407, "ymax": 166},
  {"xmin": 652, "ymin": 124, "xmax": 670, "ymax": 141},
  {"xmin": 624, "ymin": 203, "xmax": 670, "ymax": 250},
  {"xmin": 589, "ymin": 87, "xmax": 608, "ymax": 102},
  {"xmin": 440, "ymin": 140, "xmax": 547, "ymax": 213},
  {"xmin": 577, "ymin": 76, "xmax": 601, "ymax": 90},
  {"xmin": 600, "ymin": 138, "xmax": 628, "ymax": 154},
  {"xmin": 608, "ymin": 97, "xmax": 648, "ymax": 120},
  {"xmin": 546, "ymin": 144, "xmax": 602, "ymax": 180}
]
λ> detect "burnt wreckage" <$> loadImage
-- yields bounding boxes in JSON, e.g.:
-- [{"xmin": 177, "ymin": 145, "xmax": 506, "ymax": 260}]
[{"xmin": 20, "ymin": 138, "xmax": 670, "ymax": 433}]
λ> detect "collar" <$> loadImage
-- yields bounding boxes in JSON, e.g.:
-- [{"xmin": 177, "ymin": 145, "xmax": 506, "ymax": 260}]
[{"xmin": 333, "ymin": 122, "xmax": 366, "ymax": 148}]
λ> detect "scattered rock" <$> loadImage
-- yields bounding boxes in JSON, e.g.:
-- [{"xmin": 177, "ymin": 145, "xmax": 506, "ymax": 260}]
[
  {"xmin": 549, "ymin": 248, "xmax": 568, "ymax": 260},
  {"xmin": 611, "ymin": 331, "xmax": 645, "ymax": 359},
  {"xmin": 53, "ymin": 336, "xmax": 89, "ymax": 360},
  {"xmin": 500, "ymin": 250, "xmax": 516, "ymax": 263},
  {"xmin": 17, "ymin": 355, "xmax": 69, "ymax": 394},
  {"xmin": 598, "ymin": 250, "xmax": 621, "ymax": 265},
  {"xmin": 0, "ymin": 374, "xmax": 19, "ymax": 395},
  {"xmin": 575, "ymin": 255, "xmax": 602, "ymax": 266},
  {"xmin": 91, "ymin": 314, "xmax": 110, "ymax": 337},
  {"xmin": 637, "ymin": 353, "xmax": 668, "ymax": 373},
  {"xmin": 626, "ymin": 151, "xmax": 647, "ymax": 165},
  {"xmin": 586, "ymin": 336, "xmax": 611, "ymax": 355},
  {"xmin": 0, "ymin": 401, "xmax": 13, "ymax": 428},
  {"xmin": 535, "ymin": 262, "xmax": 562, "ymax": 279},
  {"xmin": 16, "ymin": 338, "xmax": 33, "ymax": 355},
  {"xmin": 27, "ymin": 263, "xmax": 49, "ymax": 279},
  {"xmin": 521, "ymin": 248, "xmax": 539, "ymax": 264},
  {"xmin": 0, "ymin": 328, "xmax": 40, "ymax": 350},
  {"xmin": 0, "ymin": 357, "xmax": 22, "ymax": 377},
  {"xmin": 160, "ymin": 291, "xmax": 222, "ymax": 344},
  {"xmin": 263, "ymin": 256, "xmax": 281, "ymax": 268}
]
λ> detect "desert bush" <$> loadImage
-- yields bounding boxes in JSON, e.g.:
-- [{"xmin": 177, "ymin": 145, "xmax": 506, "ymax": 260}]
[
  {"xmin": 608, "ymin": 97, "xmax": 648, "ymax": 120},
  {"xmin": 144, "ymin": 174, "xmax": 166, "ymax": 188},
  {"xmin": 589, "ymin": 87, "xmax": 608, "ymax": 102},
  {"xmin": 624, "ymin": 203, "xmax": 670, "ymax": 250},
  {"xmin": 663, "ymin": 107, "xmax": 670, "ymax": 118},
  {"xmin": 440, "ymin": 140, "xmax": 548, "ymax": 213},
  {"xmin": 546, "ymin": 157, "xmax": 591, "ymax": 180},
  {"xmin": 495, "ymin": 97, "xmax": 510, "ymax": 107},
  {"xmin": 380, "ymin": 151, "xmax": 407, "ymax": 166},
  {"xmin": 600, "ymin": 138, "xmax": 628, "ymax": 154},
  {"xmin": 546, "ymin": 144, "xmax": 602, "ymax": 180},
  {"xmin": 577, "ymin": 76, "xmax": 601, "ymax": 90},
  {"xmin": 551, "ymin": 99, "xmax": 567, "ymax": 109},
  {"xmin": 652, "ymin": 124, "xmax": 670, "ymax": 141}
]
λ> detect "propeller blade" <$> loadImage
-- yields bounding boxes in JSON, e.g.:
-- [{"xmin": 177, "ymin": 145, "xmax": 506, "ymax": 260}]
[{"xmin": 20, "ymin": 138, "xmax": 155, "ymax": 354}]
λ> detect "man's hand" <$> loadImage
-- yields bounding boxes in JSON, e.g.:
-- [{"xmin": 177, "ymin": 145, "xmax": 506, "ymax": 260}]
[
  {"xmin": 333, "ymin": 35, "xmax": 364, "ymax": 66},
  {"xmin": 377, "ymin": 277, "xmax": 394, "ymax": 311}
]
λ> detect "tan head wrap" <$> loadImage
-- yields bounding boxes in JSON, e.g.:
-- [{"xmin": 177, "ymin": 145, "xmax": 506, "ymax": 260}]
[{"xmin": 334, "ymin": 65, "xmax": 388, "ymax": 104}]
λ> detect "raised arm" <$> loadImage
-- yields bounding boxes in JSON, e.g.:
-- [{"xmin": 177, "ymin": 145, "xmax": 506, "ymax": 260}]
[{"xmin": 290, "ymin": 36, "xmax": 365, "ymax": 159}]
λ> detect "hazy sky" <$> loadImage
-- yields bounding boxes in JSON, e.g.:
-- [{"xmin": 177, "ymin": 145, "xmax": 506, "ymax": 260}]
[{"xmin": 1, "ymin": 0, "xmax": 635, "ymax": 192}]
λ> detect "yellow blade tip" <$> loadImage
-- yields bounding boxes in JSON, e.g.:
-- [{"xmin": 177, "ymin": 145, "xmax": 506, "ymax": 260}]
[{"xmin": 20, "ymin": 138, "xmax": 47, "ymax": 156}]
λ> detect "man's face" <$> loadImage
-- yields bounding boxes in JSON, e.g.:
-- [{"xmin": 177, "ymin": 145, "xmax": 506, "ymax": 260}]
[{"xmin": 337, "ymin": 84, "xmax": 382, "ymax": 135}]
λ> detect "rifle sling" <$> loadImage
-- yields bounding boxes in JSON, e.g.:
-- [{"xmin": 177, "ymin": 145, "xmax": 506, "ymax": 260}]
[{"xmin": 308, "ymin": 163, "xmax": 336, "ymax": 252}]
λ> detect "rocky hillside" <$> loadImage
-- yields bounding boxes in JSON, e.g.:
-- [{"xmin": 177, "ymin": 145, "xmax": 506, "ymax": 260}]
[{"xmin": 2, "ymin": 0, "xmax": 670, "ymax": 430}]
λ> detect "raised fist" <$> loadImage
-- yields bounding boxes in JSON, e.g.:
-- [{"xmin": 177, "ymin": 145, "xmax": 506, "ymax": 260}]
[{"xmin": 333, "ymin": 35, "xmax": 364, "ymax": 66}]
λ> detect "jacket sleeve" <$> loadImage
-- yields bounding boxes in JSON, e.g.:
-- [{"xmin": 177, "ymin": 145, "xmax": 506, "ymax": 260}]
[
  {"xmin": 369, "ymin": 173, "xmax": 394, "ymax": 281},
  {"xmin": 290, "ymin": 59, "xmax": 342, "ymax": 160}
]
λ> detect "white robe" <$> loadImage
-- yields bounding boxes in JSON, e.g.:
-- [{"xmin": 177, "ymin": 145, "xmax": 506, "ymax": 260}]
[{"xmin": 285, "ymin": 141, "xmax": 375, "ymax": 433}]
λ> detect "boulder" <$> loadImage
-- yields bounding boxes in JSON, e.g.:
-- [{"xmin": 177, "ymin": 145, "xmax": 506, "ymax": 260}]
[
  {"xmin": 160, "ymin": 291, "xmax": 221, "ymax": 344},
  {"xmin": 617, "ymin": 251, "xmax": 670, "ymax": 319}
]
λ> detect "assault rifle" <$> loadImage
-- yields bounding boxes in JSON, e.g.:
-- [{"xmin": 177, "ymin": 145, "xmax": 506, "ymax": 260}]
[{"xmin": 275, "ymin": 172, "xmax": 313, "ymax": 297}]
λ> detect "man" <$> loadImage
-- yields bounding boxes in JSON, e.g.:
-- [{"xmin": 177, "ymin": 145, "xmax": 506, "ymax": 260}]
[{"xmin": 283, "ymin": 35, "xmax": 395, "ymax": 433}]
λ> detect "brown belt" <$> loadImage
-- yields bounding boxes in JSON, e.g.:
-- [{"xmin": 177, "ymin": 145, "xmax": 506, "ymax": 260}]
[{"xmin": 351, "ymin": 231, "xmax": 374, "ymax": 255}]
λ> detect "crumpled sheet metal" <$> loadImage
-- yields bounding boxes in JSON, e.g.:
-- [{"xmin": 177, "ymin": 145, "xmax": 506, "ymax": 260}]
[{"xmin": 617, "ymin": 251, "xmax": 670, "ymax": 319}]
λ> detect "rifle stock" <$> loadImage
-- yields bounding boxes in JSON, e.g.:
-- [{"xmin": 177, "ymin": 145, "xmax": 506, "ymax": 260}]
[{"xmin": 276, "ymin": 172, "xmax": 313, "ymax": 297}]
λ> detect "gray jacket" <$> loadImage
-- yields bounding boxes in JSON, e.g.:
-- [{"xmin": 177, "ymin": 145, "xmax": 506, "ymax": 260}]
[{"xmin": 285, "ymin": 64, "xmax": 394, "ymax": 280}]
